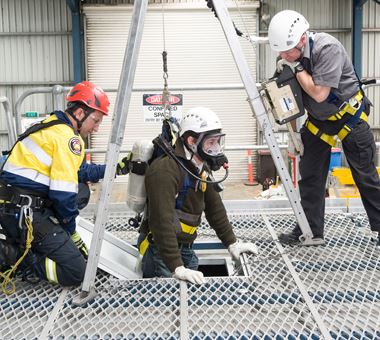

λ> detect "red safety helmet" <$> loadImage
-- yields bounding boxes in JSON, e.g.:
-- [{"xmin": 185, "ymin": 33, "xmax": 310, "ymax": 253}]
[{"xmin": 66, "ymin": 81, "xmax": 110, "ymax": 115}]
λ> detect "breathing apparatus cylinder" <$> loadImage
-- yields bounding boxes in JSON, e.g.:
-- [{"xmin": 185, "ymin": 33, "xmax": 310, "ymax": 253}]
[{"xmin": 126, "ymin": 140, "xmax": 154, "ymax": 214}]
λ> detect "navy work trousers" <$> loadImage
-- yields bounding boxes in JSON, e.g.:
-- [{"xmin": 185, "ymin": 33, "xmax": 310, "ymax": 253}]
[
  {"xmin": 138, "ymin": 234, "xmax": 198, "ymax": 278},
  {"xmin": 299, "ymin": 121, "xmax": 380, "ymax": 237},
  {"xmin": 0, "ymin": 207, "xmax": 86, "ymax": 286}
]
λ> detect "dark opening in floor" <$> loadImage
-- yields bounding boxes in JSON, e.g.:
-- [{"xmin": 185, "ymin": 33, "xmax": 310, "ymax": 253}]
[{"xmin": 198, "ymin": 264, "xmax": 229, "ymax": 277}]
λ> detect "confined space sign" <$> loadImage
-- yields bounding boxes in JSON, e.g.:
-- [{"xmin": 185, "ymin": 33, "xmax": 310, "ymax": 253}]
[{"xmin": 143, "ymin": 94, "xmax": 183, "ymax": 123}]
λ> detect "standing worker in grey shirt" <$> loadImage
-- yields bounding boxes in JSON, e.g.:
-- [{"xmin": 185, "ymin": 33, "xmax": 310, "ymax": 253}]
[{"xmin": 267, "ymin": 10, "xmax": 380, "ymax": 247}]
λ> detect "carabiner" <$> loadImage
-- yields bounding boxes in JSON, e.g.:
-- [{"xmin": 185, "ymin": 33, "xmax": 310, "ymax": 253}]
[{"xmin": 19, "ymin": 194, "xmax": 32, "ymax": 208}]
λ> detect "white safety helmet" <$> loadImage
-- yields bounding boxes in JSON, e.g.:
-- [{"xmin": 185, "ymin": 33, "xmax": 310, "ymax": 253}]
[
  {"xmin": 179, "ymin": 107, "xmax": 222, "ymax": 137},
  {"xmin": 268, "ymin": 10, "xmax": 309, "ymax": 52},
  {"xmin": 179, "ymin": 107, "xmax": 228, "ymax": 171}
]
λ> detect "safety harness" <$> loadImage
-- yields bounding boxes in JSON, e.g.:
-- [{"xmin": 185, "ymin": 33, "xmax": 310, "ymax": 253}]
[
  {"xmin": 138, "ymin": 163, "xmax": 207, "ymax": 257},
  {"xmin": 0, "ymin": 118, "xmax": 68, "ymax": 294},
  {"xmin": 0, "ymin": 118, "xmax": 68, "ymax": 208},
  {"xmin": 305, "ymin": 90, "xmax": 367, "ymax": 147},
  {"xmin": 302, "ymin": 34, "xmax": 368, "ymax": 147}
]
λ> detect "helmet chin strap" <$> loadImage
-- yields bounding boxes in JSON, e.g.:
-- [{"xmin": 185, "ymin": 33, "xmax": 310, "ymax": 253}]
[
  {"xmin": 295, "ymin": 45, "xmax": 304, "ymax": 56},
  {"xmin": 294, "ymin": 34, "xmax": 306, "ymax": 58},
  {"xmin": 184, "ymin": 142, "xmax": 201, "ymax": 166},
  {"xmin": 184, "ymin": 133, "xmax": 204, "ymax": 156},
  {"xmin": 67, "ymin": 108, "xmax": 92, "ymax": 133},
  {"xmin": 68, "ymin": 113, "xmax": 83, "ymax": 132}
]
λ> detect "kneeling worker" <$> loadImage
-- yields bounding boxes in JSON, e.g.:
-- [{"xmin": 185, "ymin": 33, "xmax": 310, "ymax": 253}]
[
  {"xmin": 0, "ymin": 81, "xmax": 111, "ymax": 287},
  {"xmin": 138, "ymin": 107, "xmax": 258, "ymax": 284}
]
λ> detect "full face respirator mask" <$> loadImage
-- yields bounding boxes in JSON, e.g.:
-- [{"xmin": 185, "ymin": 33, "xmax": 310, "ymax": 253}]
[{"xmin": 195, "ymin": 132, "xmax": 228, "ymax": 171}]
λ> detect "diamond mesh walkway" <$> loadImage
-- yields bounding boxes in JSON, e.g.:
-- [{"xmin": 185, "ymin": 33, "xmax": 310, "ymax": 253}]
[{"xmin": 1, "ymin": 203, "xmax": 379, "ymax": 339}]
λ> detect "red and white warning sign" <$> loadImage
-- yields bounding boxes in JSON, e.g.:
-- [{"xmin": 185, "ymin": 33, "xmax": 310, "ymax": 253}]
[{"xmin": 143, "ymin": 94, "xmax": 183, "ymax": 123}]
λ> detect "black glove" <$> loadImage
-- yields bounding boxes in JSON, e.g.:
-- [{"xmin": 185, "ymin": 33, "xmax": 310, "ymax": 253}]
[
  {"xmin": 76, "ymin": 182, "xmax": 90, "ymax": 210},
  {"xmin": 71, "ymin": 231, "xmax": 89, "ymax": 259},
  {"xmin": 116, "ymin": 156, "xmax": 131, "ymax": 176}
]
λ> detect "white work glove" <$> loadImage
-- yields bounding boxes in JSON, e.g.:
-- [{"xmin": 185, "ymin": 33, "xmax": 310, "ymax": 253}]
[
  {"xmin": 173, "ymin": 266, "xmax": 206, "ymax": 284},
  {"xmin": 228, "ymin": 241, "xmax": 258, "ymax": 261},
  {"xmin": 276, "ymin": 59, "xmax": 301, "ymax": 73}
]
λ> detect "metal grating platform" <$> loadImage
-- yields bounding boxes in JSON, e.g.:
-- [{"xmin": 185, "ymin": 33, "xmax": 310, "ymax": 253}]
[{"xmin": 1, "ymin": 201, "xmax": 380, "ymax": 339}]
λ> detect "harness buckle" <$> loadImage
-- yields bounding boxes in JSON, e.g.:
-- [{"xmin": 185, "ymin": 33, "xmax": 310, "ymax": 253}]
[
  {"xmin": 338, "ymin": 100, "xmax": 348, "ymax": 111},
  {"xmin": 348, "ymin": 96, "xmax": 361, "ymax": 110}
]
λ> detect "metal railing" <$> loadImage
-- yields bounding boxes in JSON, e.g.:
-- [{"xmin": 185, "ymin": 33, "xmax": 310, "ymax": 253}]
[
  {"xmin": 13, "ymin": 83, "xmax": 249, "ymax": 137},
  {"xmin": 0, "ymin": 96, "xmax": 17, "ymax": 148},
  {"xmin": 8, "ymin": 81, "xmax": 380, "ymax": 154},
  {"xmin": 14, "ymin": 85, "xmax": 71, "ymax": 136}
]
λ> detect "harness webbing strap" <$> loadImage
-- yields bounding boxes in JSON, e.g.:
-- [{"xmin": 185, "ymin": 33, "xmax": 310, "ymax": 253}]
[
  {"xmin": 139, "ymin": 220, "xmax": 199, "ymax": 256},
  {"xmin": 327, "ymin": 91, "xmax": 364, "ymax": 121},
  {"xmin": 305, "ymin": 110, "xmax": 368, "ymax": 147},
  {"xmin": 139, "ymin": 236, "xmax": 150, "ymax": 256},
  {"xmin": 180, "ymin": 222, "xmax": 197, "ymax": 235},
  {"xmin": 1, "ymin": 118, "xmax": 69, "ymax": 171}
]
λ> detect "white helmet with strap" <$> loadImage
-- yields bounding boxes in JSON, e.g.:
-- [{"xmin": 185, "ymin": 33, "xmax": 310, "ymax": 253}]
[
  {"xmin": 268, "ymin": 10, "xmax": 310, "ymax": 52},
  {"xmin": 179, "ymin": 107, "xmax": 222, "ymax": 137},
  {"xmin": 179, "ymin": 107, "xmax": 228, "ymax": 171}
]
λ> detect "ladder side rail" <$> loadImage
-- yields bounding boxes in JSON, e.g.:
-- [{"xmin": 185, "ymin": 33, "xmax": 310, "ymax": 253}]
[
  {"xmin": 212, "ymin": 1, "xmax": 313, "ymax": 241},
  {"xmin": 80, "ymin": 0, "xmax": 149, "ymax": 295}
]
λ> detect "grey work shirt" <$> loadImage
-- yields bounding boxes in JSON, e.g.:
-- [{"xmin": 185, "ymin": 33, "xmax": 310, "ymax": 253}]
[{"xmin": 301, "ymin": 32, "xmax": 360, "ymax": 121}]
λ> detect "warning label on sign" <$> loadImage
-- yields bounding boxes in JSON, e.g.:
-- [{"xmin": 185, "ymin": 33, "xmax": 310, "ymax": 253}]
[{"xmin": 143, "ymin": 94, "xmax": 183, "ymax": 123}]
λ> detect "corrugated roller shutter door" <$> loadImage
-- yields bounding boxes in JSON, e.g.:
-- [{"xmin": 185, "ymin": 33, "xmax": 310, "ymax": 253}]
[{"xmin": 84, "ymin": 3, "xmax": 259, "ymax": 182}]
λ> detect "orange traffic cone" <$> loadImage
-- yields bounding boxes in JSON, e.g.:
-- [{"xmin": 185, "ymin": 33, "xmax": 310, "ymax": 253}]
[{"xmin": 245, "ymin": 150, "xmax": 258, "ymax": 186}]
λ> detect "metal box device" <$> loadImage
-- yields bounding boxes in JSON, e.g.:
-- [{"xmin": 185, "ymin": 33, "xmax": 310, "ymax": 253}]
[{"xmin": 260, "ymin": 65, "xmax": 305, "ymax": 125}]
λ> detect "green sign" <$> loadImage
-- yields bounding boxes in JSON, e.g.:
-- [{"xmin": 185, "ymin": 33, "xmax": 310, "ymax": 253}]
[{"xmin": 25, "ymin": 111, "xmax": 39, "ymax": 118}]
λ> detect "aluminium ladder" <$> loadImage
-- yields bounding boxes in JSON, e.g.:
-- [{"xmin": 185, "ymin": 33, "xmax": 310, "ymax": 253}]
[{"xmin": 75, "ymin": 0, "xmax": 313, "ymax": 305}]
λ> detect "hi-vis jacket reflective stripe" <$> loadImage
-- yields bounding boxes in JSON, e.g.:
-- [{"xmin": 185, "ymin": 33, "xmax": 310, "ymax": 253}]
[{"xmin": 1, "ymin": 112, "xmax": 84, "ymax": 233}]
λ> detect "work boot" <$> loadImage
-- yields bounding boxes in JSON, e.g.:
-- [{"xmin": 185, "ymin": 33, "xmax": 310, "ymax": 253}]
[
  {"xmin": 278, "ymin": 227, "xmax": 302, "ymax": 245},
  {"xmin": 278, "ymin": 227, "xmax": 325, "ymax": 246},
  {"xmin": 370, "ymin": 231, "xmax": 380, "ymax": 248},
  {"xmin": 370, "ymin": 231, "xmax": 378, "ymax": 241},
  {"xmin": 0, "ymin": 240, "xmax": 19, "ymax": 271}
]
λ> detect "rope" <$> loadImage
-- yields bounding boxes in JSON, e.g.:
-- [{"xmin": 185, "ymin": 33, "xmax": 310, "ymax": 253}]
[
  {"xmin": 232, "ymin": 0, "xmax": 252, "ymax": 40},
  {"xmin": 161, "ymin": 2, "xmax": 166, "ymax": 52},
  {"xmin": 1, "ymin": 206, "xmax": 34, "ymax": 295},
  {"xmin": 161, "ymin": 2, "xmax": 172, "ymax": 120},
  {"xmin": 206, "ymin": 0, "xmax": 263, "ymax": 69}
]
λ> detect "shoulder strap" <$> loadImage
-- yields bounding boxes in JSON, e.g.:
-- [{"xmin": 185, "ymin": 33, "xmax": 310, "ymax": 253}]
[
  {"xmin": 1, "ymin": 119, "xmax": 69, "ymax": 171},
  {"xmin": 17, "ymin": 119, "xmax": 68, "ymax": 143},
  {"xmin": 175, "ymin": 159, "xmax": 197, "ymax": 210}
]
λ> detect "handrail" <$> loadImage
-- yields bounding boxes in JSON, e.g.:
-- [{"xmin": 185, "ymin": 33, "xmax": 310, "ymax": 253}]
[
  {"xmin": 13, "ymin": 83, "xmax": 249, "ymax": 135},
  {"xmin": 361, "ymin": 78, "xmax": 380, "ymax": 90},
  {"xmin": 13, "ymin": 80, "xmax": 380, "ymax": 140},
  {"xmin": 85, "ymin": 144, "xmax": 289, "ymax": 154},
  {"xmin": 0, "ymin": 96, "xmax": 17, "ymax": 148},
  {"xmin": 14, "ymin": 85, "xmax": 71, "ymax": 135}
]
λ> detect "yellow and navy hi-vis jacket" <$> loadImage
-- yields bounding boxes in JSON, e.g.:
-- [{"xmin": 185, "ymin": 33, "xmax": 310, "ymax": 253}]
[{"xmin": 0, "ymin": 111, "xmax": 85, "ymax": 233}]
